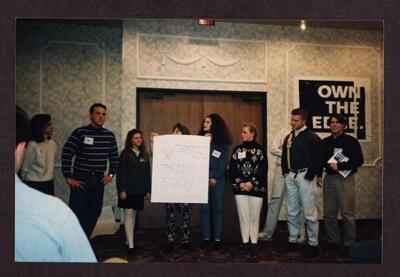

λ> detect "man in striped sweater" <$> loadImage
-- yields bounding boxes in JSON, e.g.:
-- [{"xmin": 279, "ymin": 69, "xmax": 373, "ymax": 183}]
[{"xmin": 62, "ymin": 103, "xmax": 119, "ymax": 238}]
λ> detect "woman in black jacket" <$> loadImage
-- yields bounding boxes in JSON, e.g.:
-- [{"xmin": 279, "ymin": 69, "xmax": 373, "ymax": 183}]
[
  {"xmin": 116, "ymin": 129, "xmax": 151, "ymax": 253},
  {"xmin": 230, "ymin": 122, "xmax": 267, "ymax": 250}
]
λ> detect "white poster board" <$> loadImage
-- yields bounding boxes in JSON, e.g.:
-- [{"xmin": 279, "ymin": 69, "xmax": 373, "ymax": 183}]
[{"xmin": 150, "ymin": 135, "xmax": 210, "ymax": 203}]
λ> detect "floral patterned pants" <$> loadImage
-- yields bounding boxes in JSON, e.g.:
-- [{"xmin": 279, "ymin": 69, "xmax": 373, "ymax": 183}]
[{"xmin": 165, "ymin": 203, "xmax": 192, "ymax": 244}]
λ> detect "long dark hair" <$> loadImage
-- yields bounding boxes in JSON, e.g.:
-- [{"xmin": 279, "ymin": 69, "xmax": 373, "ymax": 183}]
[
  {"xmin": 30, "ymin": 114, "xmax": 51, "ymax": 143},
  {"xmin": 173, "ymin": 122, "xmax": 190, "ymax": 135},
  {"xmin": 16, "ymin": 106, "xmax": 30, "ymax": 146},
  {"xmin": 123, "ymin": 129, "xmax": 149, "ymax": 159},
  {"xmin": 198, "ymin": 113, "xmax": 232, "ymax": 146}
]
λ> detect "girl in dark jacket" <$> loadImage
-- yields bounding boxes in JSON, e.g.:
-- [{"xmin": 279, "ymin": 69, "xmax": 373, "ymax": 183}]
[
  {"xmin": 198, "ymin": 113, "xmax": 232, "ymax": 249},
  {"xmin": 116, "ymin": 129, "xmax": 151, "ymax": 252}
]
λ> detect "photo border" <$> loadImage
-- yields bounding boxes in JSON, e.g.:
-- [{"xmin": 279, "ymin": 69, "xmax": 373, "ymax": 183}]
[{"xmin": 2, "ymin": 0, "xmax": 398, "ymax": 276}]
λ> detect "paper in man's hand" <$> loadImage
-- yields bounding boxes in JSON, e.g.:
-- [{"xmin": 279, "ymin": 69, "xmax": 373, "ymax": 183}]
[{"xmin": 327, "ymin": 150, "xmax": 352, "ymax": 178}]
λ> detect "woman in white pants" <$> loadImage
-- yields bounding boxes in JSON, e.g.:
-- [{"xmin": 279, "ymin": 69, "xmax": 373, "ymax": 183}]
[
  {"xmin": 229, "ymin": 123, "xmax": 267, "ymax": 251},
  {"xmin": 116, "ymin": 129, "xmax": 151, "ymax": 254}
]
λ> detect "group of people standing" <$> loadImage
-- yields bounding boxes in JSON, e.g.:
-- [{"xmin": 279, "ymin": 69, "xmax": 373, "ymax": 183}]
[
  {"xmin": 17, "ymin": 102, "xmax": 363, "ymax": 261},
  {"xmin": 260, "ymin": 108, "xmax": 363, "ymax": 257}
]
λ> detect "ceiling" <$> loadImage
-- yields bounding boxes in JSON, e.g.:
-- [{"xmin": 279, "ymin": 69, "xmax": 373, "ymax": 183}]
[
  {"xmin": 220, "ymin": 19, "xmax": 383, "ymax": 31},
  {"xmin": 17, "ymin": 19, "xmax": 383, "ymax": 31}
]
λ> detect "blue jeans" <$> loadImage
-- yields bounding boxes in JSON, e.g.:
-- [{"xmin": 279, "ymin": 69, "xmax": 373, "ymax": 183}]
[
  {"xmin": 262, "ymin": 167, "xmax": 306, "ymax": 239},
  {"xmin": 69, "ymin": 171, "xmax": 105, "ymax": 238},
  {"xmin": 285, "ymin": 170, "xmax": 319, "ymax": 246},
  {"xmin": 201, "ymin": 179, "xmax": 224, "ymax": 241}
]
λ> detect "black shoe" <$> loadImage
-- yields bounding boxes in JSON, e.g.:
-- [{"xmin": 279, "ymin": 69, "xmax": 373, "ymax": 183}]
[
  {"xmin": 213, "ymin": 241, "xmax": 222, "ymax": 250},
  {"xmin": 339, "ymin": 244, "xmax": 350, "ymax": 256},
  {"xmin": 237, "ymin": 243, "xmax": 249, "ymax": 251},
  {"xmin": 200, "ymin": 239, "xmax": 211, "ymax": 249},
  {"xmin": 303, "ymin": 245, "xmax": 319, "ymax": 258},
  {"xmin": 181, "ymin": 243, "xmax": 194, "ymax": 251},
  {"xmin": 280, "ymin": 242, "xmax": 299, "ymax": 253},
  {"xmin": 127, "ymin": 247, "xmax": 135, "ymax": 255},
  {"xmin": 249, "ymin": 244, "xmax": 259, "ymax": 256},
  {"xmin": 320, "ymin": 242, "xmax": 340, "ymax": 252},
  {"xmin": 164, "ymin": 242, "xmax": 174, "ymax": 252}
]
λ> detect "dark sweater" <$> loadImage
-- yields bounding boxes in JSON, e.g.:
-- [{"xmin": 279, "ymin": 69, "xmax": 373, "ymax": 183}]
[
  {"xmin": 321, "ymin": 133, "xmax": 364, "ymax": 175},
  {"xmin": 281, "ymin": 128, "xmax": 322, "ymax": 180},
  {"xmin": 229, "ymin": 140, "xmax": 268, "ymax": 198},
  {"xmin": 116, "ymin": 149, "xmax": 151, "ymax": 195},
  {"xmin": 61, "ymin": 124, "xmax": 119, "ymax": 178}
]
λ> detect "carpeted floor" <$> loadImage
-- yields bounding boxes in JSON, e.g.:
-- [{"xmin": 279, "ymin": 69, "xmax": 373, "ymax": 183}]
[{"xmin": 91, "ymin": 219, "xmax": 381, "ymax": 264}]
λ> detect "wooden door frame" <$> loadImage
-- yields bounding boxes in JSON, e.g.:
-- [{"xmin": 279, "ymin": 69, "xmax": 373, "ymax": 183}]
[
  {"xmin": 136, "ymin": 87, "xmax": 267, "ymax": 149},
  {"xmin": 136, "ymin": 87, "xmax": 269, "ymax": 232}
]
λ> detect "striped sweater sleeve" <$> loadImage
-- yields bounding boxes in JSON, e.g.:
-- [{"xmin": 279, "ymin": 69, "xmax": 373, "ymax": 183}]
[
  {"xmin": 61, "ymin": 129, "xmax": 81, "ymax": 178},
  {"xmin": 108, "ymin": 133, "xmax": 119, "ymax": 175}
]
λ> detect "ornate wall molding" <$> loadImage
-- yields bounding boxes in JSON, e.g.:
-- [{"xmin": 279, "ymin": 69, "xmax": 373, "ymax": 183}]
[
  {"xmin": 136, "ymin": 33, "xmax": 267, "ymax": 84},
  {"xmin": 160, "ymin": 51, "xmax": 245, "ymax": 68}
]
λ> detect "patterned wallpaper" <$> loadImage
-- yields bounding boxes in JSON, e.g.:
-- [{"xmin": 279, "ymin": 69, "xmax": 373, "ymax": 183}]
[
  {"xmin": 16, "ymin": 22, "xmax": 123, "ymax": 206},
  {"xmin": 122, "ymin": 19, "xmax": 383, "ymax": 219},
  {"xmin": 287, "ymin": 44, "xmax": 381, "ymax": 164},
  {"xmin": 16, "ymin": 19, "xmax": 382, "ymax": 219}
]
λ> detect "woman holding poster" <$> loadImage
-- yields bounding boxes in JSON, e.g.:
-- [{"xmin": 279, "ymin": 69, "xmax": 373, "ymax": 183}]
[
  {"xmin": 164, "ymin": 123, "xmax": 194, "ymax": 252},
  {"xmin": 116, "ymin": 129, "xmax": 151, "ymax": 254},
  {"xmin": 229, "ymin": 122, "xmax": 267, "ymax": 252},
  {"xmin": 198, "ymin": 113, "xmax": 232, "ymax": 250}
]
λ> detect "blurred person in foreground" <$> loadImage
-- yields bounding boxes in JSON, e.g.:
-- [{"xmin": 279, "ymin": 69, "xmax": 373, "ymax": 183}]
[{"xmin": 15, "ymin": 106, "xmax": 96, "ymax": 262}]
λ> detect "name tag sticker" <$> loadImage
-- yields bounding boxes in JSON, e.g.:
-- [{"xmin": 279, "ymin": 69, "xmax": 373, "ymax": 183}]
[
  {"xmin": 84, "ymin": 136, "xmax": 94, "ymax": 145},
  {"xmin": 238, "ymin": 151, "xmax": 246, "ymax": 159},
  {"xmin": 36, "ymin": 148, "xmax": 44, "ymax": 157},
  {"xmin": 334, "ymin": 148, "xmax": 343, "ymax": 154},
  {"xmin": 212, "ymin": 150, "xmax": 221, "ymax": 158}
]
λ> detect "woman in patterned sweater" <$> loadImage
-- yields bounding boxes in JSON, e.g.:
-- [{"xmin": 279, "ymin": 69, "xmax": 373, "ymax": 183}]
[{"xmin": 229, "ymin": 122, "xmax": 267, "ymax": 249}]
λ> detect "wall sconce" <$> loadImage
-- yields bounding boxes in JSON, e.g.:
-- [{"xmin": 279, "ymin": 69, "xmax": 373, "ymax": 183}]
[
  {"xmin": 198, "ymin": 19, "xmax": 215, "ymax": 26},
  {"xmin": 300, "ymin": 20, "xmax": 306, "ymax": 31}
]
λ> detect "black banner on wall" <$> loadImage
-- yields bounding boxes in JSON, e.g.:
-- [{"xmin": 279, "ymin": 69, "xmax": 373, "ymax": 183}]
[{"xmin": 296, "ymin": 78, "xmax": 370, "ymax": 141}]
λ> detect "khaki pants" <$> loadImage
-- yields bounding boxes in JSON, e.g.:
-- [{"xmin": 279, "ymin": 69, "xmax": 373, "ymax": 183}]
[{"xmin": 323, "ymin": 173, "xmax": 356, "ymax": 246}]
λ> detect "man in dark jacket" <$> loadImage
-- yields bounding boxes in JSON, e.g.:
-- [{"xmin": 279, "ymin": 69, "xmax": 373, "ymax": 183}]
[
  {"xmin": 321, "ymin": 114, "xmax": 364, "ymax": 255},
  {"xmin": 281, "ymin": 108, "xmax": 323, "ymax": 257}
]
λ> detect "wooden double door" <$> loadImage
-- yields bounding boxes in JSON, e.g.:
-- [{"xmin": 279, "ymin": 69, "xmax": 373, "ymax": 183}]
[{"xmin": 137, "ymin": 88, "xmax": 266, "ymax": 241}]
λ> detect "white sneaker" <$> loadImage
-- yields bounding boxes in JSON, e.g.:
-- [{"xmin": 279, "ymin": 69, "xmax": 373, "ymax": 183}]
[
  {"xmin": 297, "ymin": 234, "xmax": 307, "ymax": 244},
  {"xmin": 258, "ymin": 232, "xmax": 272, "ymax": 241}
]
